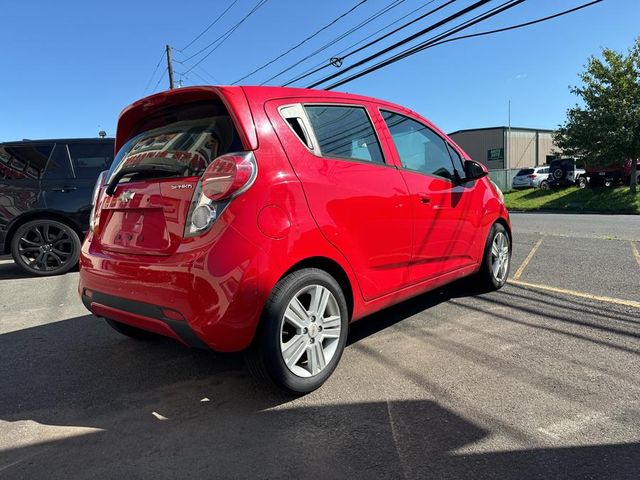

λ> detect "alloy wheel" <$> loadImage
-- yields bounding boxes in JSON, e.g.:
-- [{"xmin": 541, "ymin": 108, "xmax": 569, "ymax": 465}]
[
  {"xmin": 280, "ymin": 284, "xmax": 342, "ymax": 378},
  {"xmin": 17, "ymin": 222, "xmax": 74, "ymax": 273},
  {"xmin": 490, "ymin": 232, "xmax": 510, "ymax": 283}
]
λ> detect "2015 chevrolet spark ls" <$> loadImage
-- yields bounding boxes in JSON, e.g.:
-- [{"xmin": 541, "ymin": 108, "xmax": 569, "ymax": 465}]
[{"xmin": 79, "ymin": 86, "xmax": 511, "ymax": 394}]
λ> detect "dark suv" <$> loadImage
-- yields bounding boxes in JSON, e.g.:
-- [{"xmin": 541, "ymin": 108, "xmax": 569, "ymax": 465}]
[
  {"xmin": 548, "ymin": 158, "xmax": 587, "ymax": 189},
  {"xmin": 0, "ymin": 138, "xmax": 115, "ymax": 275}
]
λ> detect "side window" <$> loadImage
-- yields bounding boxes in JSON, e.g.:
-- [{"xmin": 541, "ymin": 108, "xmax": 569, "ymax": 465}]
[
  {"xmin": 68, "ymin": 143, "xmax": 114, "ymax": 179},
  {"xmin": 447, "ymin": 144, "xmax": 465, "ymax": 178},
  {"xmin": 0, "ymin": 144, "xmax": 52, "ymax": 180},
  {"xmin": 43, "ymin": 144, "xmax": 73, "ymax": 180},
  {"xmin": 382, "ymin": 111, "xmax": 455, "ymax": 180},
  {"xmin": 304, "ymin": 105, "xmax": 384, "ymax": 164}
]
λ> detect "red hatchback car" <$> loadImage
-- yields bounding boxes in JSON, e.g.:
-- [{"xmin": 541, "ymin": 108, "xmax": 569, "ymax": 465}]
[{"xmin": 79, "ymin": 86, "xmax": 511, "ymax": 393}]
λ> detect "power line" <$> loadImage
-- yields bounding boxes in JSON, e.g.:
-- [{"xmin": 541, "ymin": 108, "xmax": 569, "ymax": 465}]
[
  {"xmin": 232, "ymin": 0, "xmax": 369, "ymax": 85},
  {"xmin": 320, "ymin": 0, "xmax": 527, "ymax": 89},
  {"xmin": 280, "ymin": 0, "xmax": 448, "ymax": 87},
  {"xmin": 143, "ymin": 50, "xmax": 167, "ymax": 93},
  {"xmin": 307, "ymin": 0, "xmax": 494, "ymax": 88},
  {"xmin": 279, "ymin": 0, "xmax": 436, "ymax": 87},
  {"xmin": 260, "ymin": 0, "xmax": 411, "ymax": 86},
  {"xmin": 151, "ymin": 67, "xmax": 168, "ymax": 93},
  {"xmin": 173, "ymin": 52, "xmax": 222, "ymax": 84},
  {"xmin": 417, "ymin": 0, "xmax": 604, "ymax": 55},
  {"xmin": 179, "ymin": 0, "xmax": 240, "ymax": 52},
  {"xmin": 315, "ymin": 0, "xmax": 605, "ymax": 91},
  {"xmin": 181, "ymin": 0, "xmax": 270, "ymax": 75}
]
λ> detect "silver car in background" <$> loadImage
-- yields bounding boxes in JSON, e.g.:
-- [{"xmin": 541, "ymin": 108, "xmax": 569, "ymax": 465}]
[{"xmin": 512, "ymin": 166, "xmax": 550, "ymax": 189}]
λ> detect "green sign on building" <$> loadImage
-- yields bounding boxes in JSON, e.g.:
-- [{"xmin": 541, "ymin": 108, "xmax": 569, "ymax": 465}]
[{"xmin": 487, "ymin": 148, "xmax": 504, "ymax": 161}]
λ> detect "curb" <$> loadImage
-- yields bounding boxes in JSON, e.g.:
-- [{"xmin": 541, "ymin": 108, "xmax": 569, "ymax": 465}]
[{"xmin": 508, "ymin": 209, "xmax": 639, "ymax": 215}]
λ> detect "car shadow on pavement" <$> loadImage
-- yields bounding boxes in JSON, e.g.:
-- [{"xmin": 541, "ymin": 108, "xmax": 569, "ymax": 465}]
[
  {"xmin": 347, "ymin": 278, "xmax": 493, "ymax": 345},
  {"xmin": 1, "ymin": 284, "xmax": 639, "ymax": 478},
  {"xmin": 0, "ymin": 257, "xmax": 32, "ymax": 280}
]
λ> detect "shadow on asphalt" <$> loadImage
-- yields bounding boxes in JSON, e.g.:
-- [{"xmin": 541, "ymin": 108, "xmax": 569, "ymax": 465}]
[
  {"xmin": 0, "ymin": 257, "xmax": 79, "ymax": 280},
  {"xmin": 0, "ymin": 258, "xmax": 33, "ymax": 280},
  {"xmin": 1, "ymin": 279, "xmax": 639, "ymax": 478}
]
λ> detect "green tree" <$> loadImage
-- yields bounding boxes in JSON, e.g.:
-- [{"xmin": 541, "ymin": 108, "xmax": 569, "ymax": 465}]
[{"xmin": 554, "ymin": 38, "xmax": 640, "ymax": 193}]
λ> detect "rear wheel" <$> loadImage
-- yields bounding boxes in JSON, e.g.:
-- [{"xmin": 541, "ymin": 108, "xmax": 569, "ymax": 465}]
[
  {"xmin": 245, "ymin": 268, "xmax": 349, "ymax": 395},
  {"xmin": 11, "ymin": 219, "xmax": 81, "ymax": 276},
  {"xmin": 476, "ymin": 223, "xmax": 511, "ymax": 291},
  {"xmin": 539, "ymin": 180, "xmax": 550, "ymax": 190},
  {"xmin": 577, "ymin": 176, "xmax": 587, "ymax": 189}
]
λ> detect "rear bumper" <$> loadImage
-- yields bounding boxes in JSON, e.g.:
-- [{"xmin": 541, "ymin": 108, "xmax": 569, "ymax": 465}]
[
  {"xmin": 79, "ymin": 225, "xmax": 265, "ymax": 352},
  {"xmin": 81, "ymin": 290, "xmax": 209, "ymax": 348}
]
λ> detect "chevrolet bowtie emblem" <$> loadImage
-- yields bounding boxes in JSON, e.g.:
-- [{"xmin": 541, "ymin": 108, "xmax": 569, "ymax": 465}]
[{"xmin": 118, "ymin": 191, "xmax": 135, "ymax": 202}]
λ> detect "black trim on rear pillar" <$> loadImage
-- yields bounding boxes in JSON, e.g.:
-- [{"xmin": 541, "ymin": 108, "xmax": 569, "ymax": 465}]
[{"xmin": 82, "ymin": 290, "xmax": 210, "ymax": 350}]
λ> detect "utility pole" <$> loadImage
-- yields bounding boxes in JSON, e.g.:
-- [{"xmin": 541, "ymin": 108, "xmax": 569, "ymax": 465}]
[
  {"xmin": 507, "ymin": 99, "xmax": 511, "ymax": 170},
  {"xmin": 166, "ymin": 44, "xmax": 175, "ymax": 90}
]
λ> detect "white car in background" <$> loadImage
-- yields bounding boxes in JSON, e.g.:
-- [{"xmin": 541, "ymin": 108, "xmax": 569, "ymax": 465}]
[{"xmin": 512, "ymin": 166, "xmax": 550, "ymax": 189}]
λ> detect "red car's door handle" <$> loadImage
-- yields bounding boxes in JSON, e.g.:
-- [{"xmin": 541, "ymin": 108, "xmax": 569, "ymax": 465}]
[{"xmin": 418, "ymin": 194, "xmax": 430, "ymax": 204}]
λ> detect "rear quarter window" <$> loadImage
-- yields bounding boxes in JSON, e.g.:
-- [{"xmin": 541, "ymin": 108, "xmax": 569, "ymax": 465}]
[
  {"xmin": 517, "ymin": 169, "xmax": 534, "ymax": 176},
  {"xmin": 303, "ymin": 105, "xmax": 384, "ymax": 164}
]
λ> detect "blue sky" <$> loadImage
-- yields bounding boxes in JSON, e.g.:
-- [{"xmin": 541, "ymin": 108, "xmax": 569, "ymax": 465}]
[{"xmin": 1, "ymin": 0, "xmax": 637, "ymax": 142}]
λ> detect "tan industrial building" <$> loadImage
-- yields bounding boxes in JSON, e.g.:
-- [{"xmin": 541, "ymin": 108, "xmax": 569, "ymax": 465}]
[{"xmin": 449, "ymin": 126, "xmax": 560, "ymax": 170}]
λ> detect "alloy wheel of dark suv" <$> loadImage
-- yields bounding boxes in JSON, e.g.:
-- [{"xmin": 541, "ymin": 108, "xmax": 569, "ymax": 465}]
[{"xmin": 11, "ymin": 219, "xmax": 81, "ymax": 276}]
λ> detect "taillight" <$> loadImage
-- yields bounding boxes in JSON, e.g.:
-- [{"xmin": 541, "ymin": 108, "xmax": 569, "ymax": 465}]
[
  {"xmin": 184, "ymin": 152, "xmax": 257, "ymax": 237},
  {"xmin": 528, "ymin": 174, "xmax": 537, "ymax": 179},
  {"xmin": 202, "ymin": 153, "xmax": 257, "ymax": 200},
  {"xmin": 89, "ymin": 170, "xmax": 109, "ymax": 232}
]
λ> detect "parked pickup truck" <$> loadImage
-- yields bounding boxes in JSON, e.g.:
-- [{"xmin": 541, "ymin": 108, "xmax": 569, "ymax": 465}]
[{"xmin": 586, "ymin": 159, "xmax": 640, "ymax": 187}]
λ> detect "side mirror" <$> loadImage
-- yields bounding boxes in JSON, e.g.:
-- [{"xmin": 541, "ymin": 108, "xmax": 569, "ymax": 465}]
[{"xmin": 458, "ymin": 160, "xmax": 487, "ymax": 183}]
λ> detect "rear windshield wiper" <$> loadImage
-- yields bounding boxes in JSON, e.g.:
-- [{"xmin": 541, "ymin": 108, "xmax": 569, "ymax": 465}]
[{"xmin": 105, "ymin": 163, "xmax": 187, "ymax": 196}]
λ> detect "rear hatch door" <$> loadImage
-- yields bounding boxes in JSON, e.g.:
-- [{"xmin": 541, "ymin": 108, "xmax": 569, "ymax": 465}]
[{"xmin": 97, "ymin": 177, "xmax": 198, "ymax": 255}]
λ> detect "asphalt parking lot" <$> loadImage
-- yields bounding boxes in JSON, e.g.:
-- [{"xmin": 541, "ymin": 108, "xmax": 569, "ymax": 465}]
[{"xmin": 1, "ymin": 213, "xmax": 638, "ymax": 479}]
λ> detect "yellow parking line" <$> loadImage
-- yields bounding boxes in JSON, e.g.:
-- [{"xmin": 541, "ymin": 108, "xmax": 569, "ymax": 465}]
[
  {"xmin": 631, "ymin": 241, "xmax": 640, "ymax": 268},
  {"xmin": 509, "ymin": 279, "xmax": 640, "ymax": 310},
  {"xmin": 513, "ymin": 236, "xmax": 544, "ymax": 280}
]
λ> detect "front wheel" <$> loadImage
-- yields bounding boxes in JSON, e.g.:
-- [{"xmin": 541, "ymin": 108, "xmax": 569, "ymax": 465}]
[
  {"xmin": 577, "ymin": 177, "xmax": 587, "ymax": 189},
  {"xmin": 476, "ymin": 223, "xmax": 511, "ymax": 291},
  {"xmin": 245, "ymin": 268, "xmax": 349, "ymax": 395}
]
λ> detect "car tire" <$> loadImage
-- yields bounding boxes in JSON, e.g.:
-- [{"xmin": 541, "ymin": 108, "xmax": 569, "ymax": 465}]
[
  {"xmin": 476, "ymin": 223, "xmax": 511, "ymax": 291},
  {"xmin": 11, "ymin": 219, "xmax": 81, "ymax": 276},
  {"xmin": 245, "ymin": 268, "xmax": 349, "ymax": 395},
  {"xmin": 104, "ymin": 318, "xmax": 157, "ymax": 340},
  {"xmin": 539, "ymin": 180, "xmax": 549, "ymax": 190},
  {"xmin": 550, "ymin": 164, "xmax": 566, "ymax": 182},
  {"xmin": 604, "ymin": 180, "xmax": 613, "ymax": 188},
  {"xmin": 577, "ymin": 177, "xmax": 587, "ymax": 189}
]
